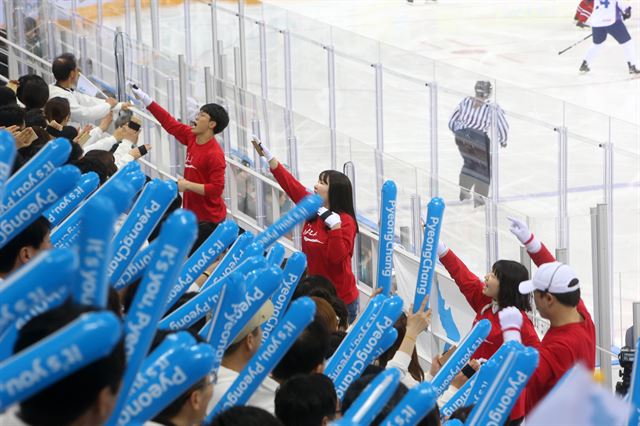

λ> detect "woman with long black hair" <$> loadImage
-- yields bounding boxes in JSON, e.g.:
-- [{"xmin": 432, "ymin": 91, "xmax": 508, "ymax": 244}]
[{"xmin": 252, "ymin": 138, "xmax": 360, "ymax": 323}]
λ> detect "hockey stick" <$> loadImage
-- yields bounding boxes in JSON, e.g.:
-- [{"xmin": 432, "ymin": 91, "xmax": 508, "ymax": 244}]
[{"xmin": 558, "ymin": 33, "xmax": 592, "ymax": 55}]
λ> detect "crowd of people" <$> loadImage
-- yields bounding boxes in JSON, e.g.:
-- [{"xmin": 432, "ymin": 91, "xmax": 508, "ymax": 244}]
[{"xmin": 0, "ymin": 43, "xmax": 618, "ymax": 426}]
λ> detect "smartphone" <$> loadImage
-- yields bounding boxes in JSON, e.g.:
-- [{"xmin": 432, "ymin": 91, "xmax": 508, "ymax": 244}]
[{"xmin": 250, "ymin": 138, "xmax": 264, "ymax": 156}]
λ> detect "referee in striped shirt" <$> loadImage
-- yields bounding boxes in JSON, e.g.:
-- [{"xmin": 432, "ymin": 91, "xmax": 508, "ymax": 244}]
[{"xmin": 448, "ymin": 81, "xmax": 508, "ymax": 207}]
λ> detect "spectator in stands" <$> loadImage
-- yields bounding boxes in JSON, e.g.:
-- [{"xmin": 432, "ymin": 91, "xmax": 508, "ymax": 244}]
[
  {"xmin": 73, "ymin": 150, "xmax": 117, "ymax": 183},
  {"xmin": 24, "ymin": 108, "xmax": 47, "ymax": 128},
  {"xmin": 252, "ymin": 137, "xmax": 360, "ymax": 323},
  {"xmin": 272, "ymin": 319, "xmax": 330, "ymax": 383},
  {"xmin": 147, "ymin": 332, "xmax": 214, "ymax": 426},
  {"xmin": 3, "ymin": 303, "xmax": 125, "ymax": 426},
  {"xmin": 48, "ymin": 52, "xmax": 120, "ymax": 126},
  {"xmin": 16, "ymin": 74, "xmax": 49, "ymax": 110},
  {"xmin": 435, "ymin": 236, "xmax": 540, "ymax": 422},
  {"xmin": 274, "ymin": 373, "xmax": 338, "ymax": 426},
  {"xmin": 208, "ymin": 301, "xmax": 279, "ymax": 413},
  {"xmin": 209, "ymin": 406, "xmax": 283, "ymax": 426},
  {"xmin": 131, "ymin": 85, "xmax": 228, "ymax": 228},
  {"xmin": 0, "ymin": 216, "xmax": 51, "ymax": 279},
  {"xmin": 502, "ymin": 218, "xmax": 595, "ymax": 414}
]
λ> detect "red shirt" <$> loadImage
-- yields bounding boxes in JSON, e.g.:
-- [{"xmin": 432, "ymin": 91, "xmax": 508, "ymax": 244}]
[
  {"xmin": 271, "ymin": 163, "xmax": 359, "ymax": 305},
  {"xmin": 440, "ymin": 249, "xmax": 540, "ymax": 420},
  {"xmin": 524, "ymin": 245, "xmax": 596, "ymax": 413},
  {"xmin": 147, "ymin": 102, "xmax": 226, "ymax": 223}
]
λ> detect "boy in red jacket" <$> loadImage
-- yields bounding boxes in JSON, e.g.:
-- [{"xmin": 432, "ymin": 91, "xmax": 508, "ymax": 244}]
[
  {"xmin": 500, "ymin": 218, "xmax": 596, "ymax": 414},
  {"xmin": 131, "ymin": 85, "xmax": 229, "ymax": 225}
]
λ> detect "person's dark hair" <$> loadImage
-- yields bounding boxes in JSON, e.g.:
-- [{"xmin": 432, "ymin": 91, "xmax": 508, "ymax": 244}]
[
  {"xmin": 107, "ymin": 287, "xmax": 123, "ymax": 318},
  {"xmin": 17, "ymin": 125, "xmax": 49, "ymax": 160},
  {"xmin": 14, "ymin": 302, "xmax": 125, "ymax": 426},
  {"xmin": 0, "ymin": 216, "xmax": 50, "ymax": 273},
  {"xmin": 121, "ymin": 278, "xmax": 142, "ymax": 314},
  {"xmin": 210, "ymin": 406, "xmax": 283, "ymax": 426},
  {"xmin": 294, "ymin": 275, "xmax": 337, "ymax": 299},
  {"xmin": 329, "ymin": 296, "xmax": 348, "ymax": 330},
  {"xmin": 77, "ymin": 150, "xmax": 117, "ymax": 183},
  {"xmin": 536, "ymin": 280, "xmax": 581, "ymax": 308},
  {"xmin": 67, "ymin": 141, "xmax": 84, "ymax": 163},
  {"xmin": 153, "ymin": 376, "xmax": 208, "ymax": 424},
  {"xmin": 492, "ymin": 259, "xmax": 532, "ymax": 311},
  {"xmin": 0, "ymin": 85, "xmax": 17, "ymax": 106},
  {"xmin": 199, "ymin": 103, "xmax": 229, "ymax": 134},
  {"xmin": 16, "ymin": 75, "xmax": 49, "ymax": 109},
  {"xmin": 272, "ymin": 319, "xmax": 330, "ymax": 382},
  {"xmin": 449, "ymin": 404, "xmax": 474, "ymax": 422},
  {"xmin": 312, "ymin": 296, "xmax": 338, "ymax": 332},
  {"xmin": 0, "ymin": 104, "xmax": 25, "ymax": 127},
  {"xmin": 44, "ymin": 96, "xmax": 71, "ymax": 124},
  {"xmin": 342, "ymin": 373, "xmax": 409, "ymax": 425},
  {"xmin": 275, "ymin": 373, "xmax": 337, "ymax": 426},
  {"xmin": 52, "ymin": 52, "xmax": 77, "ymax": 81},
  {"xmin": 327, "ymin": 330, "xmax": 346, "ymax": 358},
  {"xmin": 319, "ymin": 170, "xmax": 358, "ymax": 230},
  {"xmin": 377, "ymin": 313, "xmax": 425, "ymax": 382},
  {"xmin": 24, "ymin": 108, "xmax": 48, "ymax": 127}
]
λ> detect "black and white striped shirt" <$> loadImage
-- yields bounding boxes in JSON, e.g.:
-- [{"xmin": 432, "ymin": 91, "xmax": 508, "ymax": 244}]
[{"xmin": 448, "ymin": 97, "xmax": 509, "ymax": 145}]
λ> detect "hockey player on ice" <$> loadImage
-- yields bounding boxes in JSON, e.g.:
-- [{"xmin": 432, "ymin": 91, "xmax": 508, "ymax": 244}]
[{"xmin": 580, "ymin": 0, "xmax": 640, "ymax": 74}]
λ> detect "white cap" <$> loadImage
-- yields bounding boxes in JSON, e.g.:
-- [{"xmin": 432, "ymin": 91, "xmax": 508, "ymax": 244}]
[
  {"xmin": 231, "ymin": 300, "xmax": 274, "ymax": 344},
  {"xmin": 519, "ymin": 262, "xmax": 580, "ymax": 294}
]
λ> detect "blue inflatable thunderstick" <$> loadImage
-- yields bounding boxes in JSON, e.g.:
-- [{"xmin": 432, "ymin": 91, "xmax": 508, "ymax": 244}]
[
  {"xmin": 381, "ymin": 381, "xmax": 438, "ymax": 426},
  {"xmin": 253, "ymin": 194, "xmax": 322, "ymax": 249},
  {"xmin": 414, "ymin": 197, "xmax": 445, "ymax": 311},
  {"xmin": 376, "ymin": 180, "xmax": 397, "ymax": 296},
  {"xmin": 262, "ymin": 251, "xmax": 307, "ymax": 341},
  {"xmin": 0, "ymin": 311, "xmax": 122, "ymax": 411},
  {"xmin": 430, "ymin": 319, "xmax": 491, "ymax": 397},
  {"xmin": 73, "ymin": 194, "xmax": 118, "ymax": 308},
  {"xmin": 108, "ymin": 179, "xmax": 177, "ymax": 285},
  {"xmin": 1, "ymin": 137, "xmax": 71, "ymax": 211},
  {"xmin": 0, "ymin": 165, "xmax": 81, "ymax": 249},
  {"xmin": 337, "ymin": 368, "xmax": 402, "ymax": 426},
  {"xmin": 0, "ymin": 130, "xmax": 17, "ymax": 200},
  {"xmin": 163, "ymin": 219, "xmax": 238, "ymax": 309},
  {"xmin": 106, "ymin": 210, "xmax": 197, "ymax": 426},
  {"xmin": 45, "ymin": 172, "xmax": 99, "ymax": 227}
]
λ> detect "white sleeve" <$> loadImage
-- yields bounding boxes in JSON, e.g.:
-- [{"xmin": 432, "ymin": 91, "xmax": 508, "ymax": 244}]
[
  {"xmin": 70, "ymin": 92, "xmax": 112, "ymax": 125},
  {"xmin": 83, "ymin": 135, "xmax": 118, "ymax": 153},
  {"xmin": 112, "ymin": 139, "xmax": 136, "ymax": 169},
  {"xmin": 81, "ymin": 127, "xmax": 106, "ymax": 148}
]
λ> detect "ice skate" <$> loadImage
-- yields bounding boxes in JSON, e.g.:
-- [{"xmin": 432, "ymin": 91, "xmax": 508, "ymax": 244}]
[{"xmin": 579, "ymin": 60, "xmax": 590, "ymax": 72}]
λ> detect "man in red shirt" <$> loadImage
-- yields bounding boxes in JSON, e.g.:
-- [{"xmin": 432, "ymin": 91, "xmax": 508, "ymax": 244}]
[
  {"xmin": 131, "ymin": 85, "xmax": 228, "ymax": 225},
  {"xmin": 500, "ymin": 218, "xmax": 596, "ymax": 415}
]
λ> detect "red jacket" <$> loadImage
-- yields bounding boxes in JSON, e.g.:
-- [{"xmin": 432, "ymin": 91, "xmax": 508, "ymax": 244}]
[
  {"xmin": 271, "ymin": 163, "xmax": 359, "ymax": 305},
  {"xmin": 524, "ymin": 245, "xmax": 596, "ymax": 414},
  {"xmin": 147, "ymin": 102, "xmax": 226, "ymax": 223},
  {"xmin": 439, "ymin": 248, "xmax": 540, "ymax": 420}
]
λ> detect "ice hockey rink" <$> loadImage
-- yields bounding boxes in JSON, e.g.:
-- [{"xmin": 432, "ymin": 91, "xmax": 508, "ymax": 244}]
[{"xmin": 101, "ymin": 0, "xmax": 640, "ymax": 348}]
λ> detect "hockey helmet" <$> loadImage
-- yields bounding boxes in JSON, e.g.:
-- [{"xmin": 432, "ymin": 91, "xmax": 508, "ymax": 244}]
[{"xmin": 474, "ymin": 81, "xmax": 492, "ymax": 99}]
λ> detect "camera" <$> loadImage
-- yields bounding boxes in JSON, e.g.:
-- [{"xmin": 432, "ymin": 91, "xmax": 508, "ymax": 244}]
[{"xmin": 616, "ymin": 346, "xmax": 635, "ymax": 396}]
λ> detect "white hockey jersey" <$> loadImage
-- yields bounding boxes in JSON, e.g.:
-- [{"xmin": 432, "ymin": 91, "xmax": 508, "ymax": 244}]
[{"xmin": 587, "ymin": 0, "xmax": 630, "ymax": 27}]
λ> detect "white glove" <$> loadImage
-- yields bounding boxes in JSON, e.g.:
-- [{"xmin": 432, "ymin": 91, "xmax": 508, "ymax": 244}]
[
  {"xmin": 507, "ymin": 217, "xmax": 541, "ymax": 253},
  {"xmin": 437, "ymin": 240, "xmax": 449, "ymax": 258},
  {"xmin": 318, "ymin": 207, "xmax": 341, "ymax": 229},
  {"xmin": 499, "ymin": 306, "xmax": 523, "ymax": 343},
  {"xmin": 129, "ymin": 83, "xmax": 152, "ymax": 107},
  {"xmin": 251, "ymin": 136, "xmax": 275, "ymax": 162}
]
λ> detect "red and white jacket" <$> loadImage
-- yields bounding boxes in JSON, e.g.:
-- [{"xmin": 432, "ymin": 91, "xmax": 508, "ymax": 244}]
[{"xmin": 271, "ymin": 163, "xmax": 359, "ymax": 305}]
